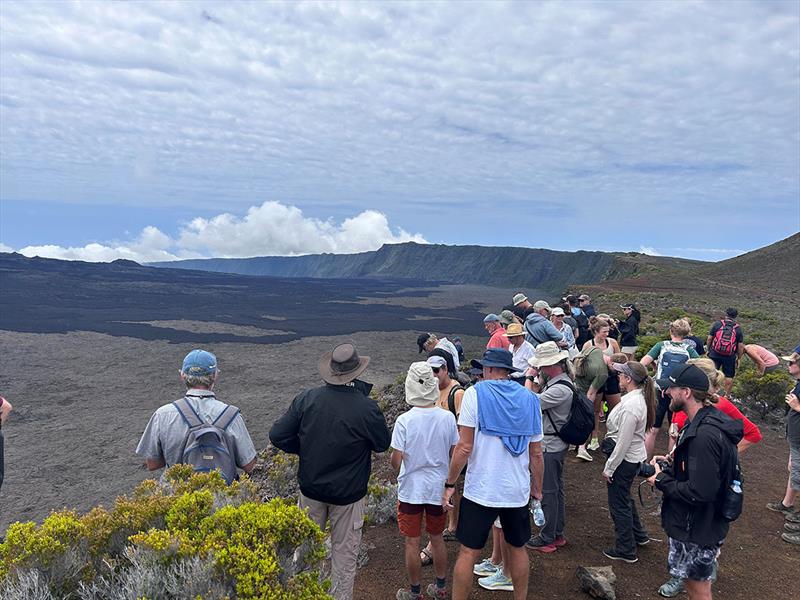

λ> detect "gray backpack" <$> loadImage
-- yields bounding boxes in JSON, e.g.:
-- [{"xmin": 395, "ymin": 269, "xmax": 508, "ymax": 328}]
[{"xmin": 173, "ymin": 397, "xmax": 241, "ymax": 484}]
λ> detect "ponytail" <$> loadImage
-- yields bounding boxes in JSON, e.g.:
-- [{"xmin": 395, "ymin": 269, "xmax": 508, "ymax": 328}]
[{"xmin": 642, "ymin": 375, "xmax": 656, "ymax": 429}]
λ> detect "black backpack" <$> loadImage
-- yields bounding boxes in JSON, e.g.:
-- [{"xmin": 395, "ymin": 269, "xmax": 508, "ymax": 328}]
[
  {"xmin": 543, "ymin": 380, "xmax": 594, "ymax": 445},
  {"xmin": 447, "ymin": 384, "xmax": 465, "ymax": 417}
]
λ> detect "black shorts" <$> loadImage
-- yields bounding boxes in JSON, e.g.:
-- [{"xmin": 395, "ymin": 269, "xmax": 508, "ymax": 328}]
[
  {"xmin": 653, "ymin": 389, "xmax": 672, "ymax": 428},
  {"xmin": 456, "ymin": 496, "xmax": 531, "ymax": 549},
  {"xmin": 602, "ymin": 372, "xmax": 621, "ymax": 396},
  {"xmin": 711, "ymin": 354, "xmax": 736, "ymax": 378}
]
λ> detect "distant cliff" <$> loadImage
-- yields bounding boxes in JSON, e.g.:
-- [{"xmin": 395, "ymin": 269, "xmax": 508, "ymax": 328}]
[{"xmin": 150, "ymin": 242, "xmax": 700, "ymax": 292}]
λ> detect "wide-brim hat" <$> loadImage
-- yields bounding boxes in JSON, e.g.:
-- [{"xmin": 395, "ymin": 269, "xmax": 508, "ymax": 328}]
[
  {"xmin": 513, "ymin": 293, "xmax": 528, "ymax": 306},
  {"xmin": 478, "ymin": 348, "xmax": 514, "ymax": 370},
  {"xmin": 503, "ymin": 323, "xmax": 525, "ymax": 338},
  {"xmin": 319, "ymin": 342, "xmax": 370, "ymax": 385},
  {"xmin": 405, "ymin": 361, "xmax": 439, "ymax": 407},
  {"xmin": 528, "ymin": 341, "xmax": 569, "ymax": 367},
  {"xmin": 782, "ymin": 351, "xmax": 799, "ymax": 363}
]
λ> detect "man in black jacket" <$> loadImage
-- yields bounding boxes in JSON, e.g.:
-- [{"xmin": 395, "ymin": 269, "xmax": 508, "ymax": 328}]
[
  {"xmin": 648, "ymin": 364, "xmax": 743, "ymax": 600},
  {"xmin": 269, "ymin": 342, "xmax": 391, "ymax": 600}
]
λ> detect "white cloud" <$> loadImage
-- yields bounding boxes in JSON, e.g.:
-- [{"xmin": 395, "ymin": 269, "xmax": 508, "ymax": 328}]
[
  {"xmin": 17, "ymin": 202, "xmax": 427, "ymax": 262},
  {"xmin": 638, "ymin": 246, "xmax": 662, "ymax": 256},
  {"xmin": 0, "ymin": 242, "xmax": 14, "ymax": 253}
]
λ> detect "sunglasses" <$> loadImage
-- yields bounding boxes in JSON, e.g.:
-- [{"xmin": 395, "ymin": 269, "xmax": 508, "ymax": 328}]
[{"xmin": 431, "ymin": 367, "xmax": 441, "ymax": 373}]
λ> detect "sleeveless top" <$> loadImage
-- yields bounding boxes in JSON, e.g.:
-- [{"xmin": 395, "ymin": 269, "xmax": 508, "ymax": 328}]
[{"xmin": 591, "ymin": 338, "xmax": 615, "ymax": 357}]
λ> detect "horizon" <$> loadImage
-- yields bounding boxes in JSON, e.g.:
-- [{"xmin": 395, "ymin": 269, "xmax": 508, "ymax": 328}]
[{"xmin": 1, "ymin": 1, "xmax": 799, "ymax": 262}]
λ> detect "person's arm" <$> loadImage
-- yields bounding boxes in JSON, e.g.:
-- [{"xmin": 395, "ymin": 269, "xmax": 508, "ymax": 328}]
[
  {"xmin": 390, "ymin": 449, "xmax": 403, "ymax": 470},
  {"xmin": 268, "ymin": 397, "xmax": 303, "ymax": 454},
  {"xmin": 443, "ymin": 426, "xmax": 474, "ymax": 508},
  {"xmin": 655, "ymin": 435, "xmax": 723, "ymax": 504},
  {"xmin": 365, "ymin": 402, "xmax": 391, "ymax": 452},
  {"xmin": 589, "ymin": 355, "xmax": 609, "ymax": 393},
  {"xmin": 736, "ymin": 328, "xmax": 745, "ymax": 359},
  {"xmin": 641, "ymin": 342, "xmax": 661, "ymax": 370},
  {"xmin": 453, "ymin": 388, "xmax": 465, "ymax": 418},
  {"xmin": 529, "ymin": 440, "xmax": 544, "ymax": 500},
  {"xmin": 603, "ymin": 410, "xmax": 637, "ymax": 480},
  {"xmin": 240, "ymin": 458, "xmax": 257, "ymax": 474},
  {"xmin": 0, "ymin": 398, "xmax": 12, "ymax": 424},
  {"xmin": 136, "ymin": 411, "xmax": 166, "ymax": 470},
  {"xmin": 544, "ymin": 321, "xmax": 566, "ymax": 346}
]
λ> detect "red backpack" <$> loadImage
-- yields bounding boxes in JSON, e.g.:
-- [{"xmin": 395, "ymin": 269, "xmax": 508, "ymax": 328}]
[{"xmin": 710, "ymin": 319, "xmax": 740, "ymax": 356}]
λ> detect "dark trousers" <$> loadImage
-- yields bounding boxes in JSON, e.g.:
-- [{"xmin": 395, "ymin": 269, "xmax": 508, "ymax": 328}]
[
  {"xmin": 540, "ymin": 448, "xmax": 567, "ymax": 543},
  {"xmin": 607, "ymin": 460, "xmax": 648, "ymax": 556}
]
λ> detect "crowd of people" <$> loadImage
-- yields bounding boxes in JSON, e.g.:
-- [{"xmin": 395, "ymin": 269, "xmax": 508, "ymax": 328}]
[{"xmin": 0, "ymin": 290, "xmax": 785, "ymax": 600}]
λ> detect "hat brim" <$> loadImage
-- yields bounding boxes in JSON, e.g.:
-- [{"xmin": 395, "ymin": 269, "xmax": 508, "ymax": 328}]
[
  {"xmin": 479, "ymin": 359, "xmax": 514, "ymax": 370},
  {"xmin": 782, "ymin": 354, "xmax": 798, "ymax": 362},
  {"xmin": 318, "ymin": 353, "xmax": 371, "ymax": 385},
  {"xmin": 528, "ymin": 350, "xmax": 570, "ymax": 368}
]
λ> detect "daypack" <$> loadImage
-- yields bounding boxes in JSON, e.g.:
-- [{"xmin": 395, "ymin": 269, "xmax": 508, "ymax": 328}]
[
  {"xmin": 173, "ymin": 397, "xmax": 241, "ymax": 484},
  {"xmin": 447, "ymin": 384, "xmax": 465, "ymax": 417},
  {"xmin": 572, "ymin": 345, "xmax": 599, "ymax": 378},
  {"xmin": 543, "ymin": 379, "xmax": 594, "ymax": 445},
  {"xmin": 656, "ymin": 341, "xmax": 692, "ymax": 382},
  {"xmin": 710, "ymin": 319, "xmax": 740, "ymax": 356},
  {"xmin": 718, "ymin": 449, "xmax": 744, "ymax": 522},
  {"xmin": 574, "ymin": 311, "xmax": 590, "ymax": 347}
]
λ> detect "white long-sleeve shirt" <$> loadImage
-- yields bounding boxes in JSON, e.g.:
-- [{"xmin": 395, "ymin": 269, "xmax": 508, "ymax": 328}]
[{"xmin": 603, "ymin": 388, "xmax": 648, "ymax": 478}]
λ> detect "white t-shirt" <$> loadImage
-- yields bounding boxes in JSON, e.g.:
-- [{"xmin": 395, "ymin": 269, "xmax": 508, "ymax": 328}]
[
  {"xmin": 437, "ymin": 338, "xmax": 461, "ymax": 370},
  {"xmin": 458, "ymin": 386, "xmax": 543, "ymax": 508},
  {"xmin": 391, "ymin": 407, "xmax": 459, "ymax": 505},
  {"xmin": 510, "ymin": 340, "xmax": 536, "ymax": 373}
]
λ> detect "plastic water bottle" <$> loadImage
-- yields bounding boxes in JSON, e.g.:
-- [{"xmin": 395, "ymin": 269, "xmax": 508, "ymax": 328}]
[
  {"xmin": 731, "ymin": 480, "xmax": 742, "ymax": 494},
  {"xmin": 530, "ymin": 499, "xmax": 546, "ymax": 526}
]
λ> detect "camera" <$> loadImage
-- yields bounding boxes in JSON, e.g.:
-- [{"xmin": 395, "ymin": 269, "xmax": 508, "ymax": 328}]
[{"xmin": 637, "ymin": 458, "xmax": 671, "ymax": 478}]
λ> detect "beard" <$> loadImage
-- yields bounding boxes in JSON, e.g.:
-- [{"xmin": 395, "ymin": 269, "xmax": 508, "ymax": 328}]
[{"xmin": 668, "ymin": 393, "xmax": 685, "ymax": 413}]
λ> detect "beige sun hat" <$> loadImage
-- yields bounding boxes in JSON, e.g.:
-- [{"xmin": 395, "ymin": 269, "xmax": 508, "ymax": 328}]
[
  {"xmin": 405, "ymin": 361, "xmax": 439, "ymax": 407},
  {"xmin": 527, "ymin": 341, "xmax": 569, "ymax": 367},
  {"xmin": 503, "ymin": 323, "xmax": 525, "ymax": 337}
]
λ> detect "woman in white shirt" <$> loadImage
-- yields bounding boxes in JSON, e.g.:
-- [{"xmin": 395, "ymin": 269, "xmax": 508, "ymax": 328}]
[{"xmin": 600, "ymin": 361, "xmax": 655, "ymax": 563}]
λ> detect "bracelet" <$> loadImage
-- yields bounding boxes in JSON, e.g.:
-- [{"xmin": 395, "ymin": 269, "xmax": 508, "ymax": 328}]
[{"xmin": 444, "ymin": 481, "xmax": 456, "ymax": 489}]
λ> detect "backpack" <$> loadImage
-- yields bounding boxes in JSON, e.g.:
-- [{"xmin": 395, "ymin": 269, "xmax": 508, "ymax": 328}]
[
  {"xmin": 572, "ymin": 345, "xmax": 599, "ymax": 378},
  {"xmin": 574, "ymin": 311, "xmax": 590, "ymax": 347},
  {"xmin": 447, "ymin": 384, "xmax": 464, "ymax": 417},
  {"xmin": 656, "ymin": 341, "xmax": 692, "ymax": 382},
  {"xmin": 543, "ymin": 379, "xmax": 594, "ymax": 445},
  {"xmin": 173, "ymin": 396, "xmax": 241, "ymax": 484},
  {"xmin": 710, "ymin": 319, "xmax": 740, "ymax": 356}
]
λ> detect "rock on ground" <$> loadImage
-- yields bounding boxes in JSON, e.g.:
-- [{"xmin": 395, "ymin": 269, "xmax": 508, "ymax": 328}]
[{"xmin": 576, "ymin": 565, "xmax": 617, "ymax": 600}]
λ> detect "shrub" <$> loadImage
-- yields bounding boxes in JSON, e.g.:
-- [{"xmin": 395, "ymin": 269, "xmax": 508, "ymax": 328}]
[
  {"xmin": 733, "ymin": 363, "xmax": 795, "ymax": 416},
  {"xmin": 0, "ymin": 467, "xmax": 331, "ymax": 599}
]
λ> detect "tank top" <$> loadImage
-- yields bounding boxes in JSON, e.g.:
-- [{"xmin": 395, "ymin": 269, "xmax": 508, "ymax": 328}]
[{"xmin": 591, "ymin": 338, "xmax": 615, "ymax": 357}]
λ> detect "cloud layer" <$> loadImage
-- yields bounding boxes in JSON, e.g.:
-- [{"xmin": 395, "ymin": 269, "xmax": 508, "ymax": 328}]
[
  {"xmin": 1, "ymin": 1, "xmax": 798, "ymax": 259},
  {"xmin": 14, "ymin": 201, "xmax": 425, "ymax": 262}
]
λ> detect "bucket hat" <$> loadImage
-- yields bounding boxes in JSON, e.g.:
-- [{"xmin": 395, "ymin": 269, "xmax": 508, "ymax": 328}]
[
  {"xmin": 527, "ymin": 341, "xmax": 569, "ymax": 368},
  {"xmin": 513, "ymin": 293, "xmax": 528, "ymax": 306},
  {"xmin": 405, "ymin": 362, "xmax": 439, "ymax": 407},
  {"xmin": 319, "ymin": 342, "xmax": 370, "ymax": 385},
  {"xmin": 499, "ymin": 310, "xmax": 516, "ymax": 326},
  {"xmin": 477, "ymin": 348, "xmax": 514, "ymax": 370}
]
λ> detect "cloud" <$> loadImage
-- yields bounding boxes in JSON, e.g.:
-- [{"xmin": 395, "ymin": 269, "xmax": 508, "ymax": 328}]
[
  {"xmin": 0, "ymin": 242, "xmax": 14, "ymax": 253},
  {"xmin": 16, "ymin": 202, "xmax": 426, "ymax": 262},
  {"xmin": 638, "ymin": 246, "xmax": 662, "ymax": 256}
]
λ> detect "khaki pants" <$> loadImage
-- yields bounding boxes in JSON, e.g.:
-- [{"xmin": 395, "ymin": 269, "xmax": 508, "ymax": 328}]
[{"xmin": 299, "ymin": 492, "xmax": 364, "ymax": 600}]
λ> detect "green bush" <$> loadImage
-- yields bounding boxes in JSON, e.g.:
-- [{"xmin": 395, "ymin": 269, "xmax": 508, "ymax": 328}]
[
  {"xmin": 635, "ymin": 335, "xmax": 665, "ymax": 361},
  {"xmin": 733, "ymin": 363, "xmax": 795, "ymax": 415},
  {"xmin": 0, "ymin": 468, "xmax": 331, "ymax": 600}
]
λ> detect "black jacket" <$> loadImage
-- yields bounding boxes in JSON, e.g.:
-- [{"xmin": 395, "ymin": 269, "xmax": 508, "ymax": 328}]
[
  {"xmin": 655, "ymin": 406, "xmax": 743, "ymax": 546},
  {"xmin": 269, "ymin": 380, "xmax": 391, "ymax": 505},
  {"xmin": 618, "ymin": 314, "xmax": 640, "ymax": 347}
]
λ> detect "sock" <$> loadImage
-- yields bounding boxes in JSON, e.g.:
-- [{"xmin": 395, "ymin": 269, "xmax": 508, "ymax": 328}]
[
  {"xmin": 436, "ymin": 577, "xmax": 446, "ymax": 589},
  {"xmin": 410, "ymin": 584, "xmax": 421, "ymax": 595}
]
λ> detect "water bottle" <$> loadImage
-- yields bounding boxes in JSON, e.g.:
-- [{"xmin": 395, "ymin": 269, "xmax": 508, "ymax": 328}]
[
  {"xmin": 731, "ymin": 480, "xmax": 742, "ymax": 494},
  {"xmin": 530, "ymin": 499, "xmax": 546, "ymax": 526}
]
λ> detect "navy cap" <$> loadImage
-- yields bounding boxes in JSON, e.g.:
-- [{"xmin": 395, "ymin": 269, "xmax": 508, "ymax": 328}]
[{"xmin": 656, "ymin": 363, "xmax": 709, "ymax": 393}]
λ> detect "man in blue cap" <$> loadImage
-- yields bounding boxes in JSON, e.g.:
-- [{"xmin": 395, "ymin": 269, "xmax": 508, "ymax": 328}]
[
  {"xmin": 443, "ymin": 348, "xmax": 544, "ymax": 599},
  {"xmin": 136, "ymin": 349, "xmax": 257, "ymax": 479}
]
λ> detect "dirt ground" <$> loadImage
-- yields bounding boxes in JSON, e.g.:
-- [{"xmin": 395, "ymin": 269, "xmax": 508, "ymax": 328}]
[{"xmin": 355, "ymin": 425, "xmax": 799, "ymax": 600}]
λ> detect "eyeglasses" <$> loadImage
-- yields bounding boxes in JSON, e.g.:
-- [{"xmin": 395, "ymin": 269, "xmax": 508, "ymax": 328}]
[{"xmin": 431, "ymin": 367, "xmax": 441, "ymax": 373}]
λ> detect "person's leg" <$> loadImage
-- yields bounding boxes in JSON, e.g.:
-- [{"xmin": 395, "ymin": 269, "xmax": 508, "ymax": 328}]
[
  {"xmin": 647, "ymin": 390, "xmax": 670, "ymax": 457},
  {"xmin": 783, "ymin": 446, "xmax": 800, "ymax": 507},
  {"xmin": 606, "ymin": 461, "xmax": 638, "ymax": 557},
  {"xmin": 452, "ymin": 546, "xmax": 481, "ymax": 600},
  {"xmin": 430, "ymin": 534, "xmax": 447, "ymax": 580},
  {"xmin": 299, "ymin": 492, "xmax": 329, "ymax": 531},
  {"xmin": 404, "ymin": 535, "xmax": 422, "ymax": 590},
  {"xmin": 423, "ymin": 504, "xmax": 448, "ymax": 582},
  {"xmin": 0, "ymin": 431, "xmax": 4, "ymax": 492},
  {"xmin": 453, "ymin": 496, "xmax": 496, "ymax": 599},
  {"xmin": 327, "ymin": 498, "xmax": 365, "ymax": 600},
  {"xmin": 490, "ymin": 524, "xmax": 503, "ymax": 564},
  {"xmin": 684, "ymin": 578, "xmax": 713, "ymax": 600},
  {"xmin": 556, "ymin": 450, "xmax": 567, "ymax": 540},
  {"xmin": 539, "ymin": 450, "xmax": 564, "ymax": 543},
  {"xmin": 588, "ymin": 393, "xmax": 604, "ymax": 449},
  {"xmin": 504, "ymin": 545, "xmax": 530, "ymax": 600}
]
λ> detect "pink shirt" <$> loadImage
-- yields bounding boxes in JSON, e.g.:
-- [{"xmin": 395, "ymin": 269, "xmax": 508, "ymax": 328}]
[
  {"xmin": 487, "ymin": 328, "xmax": 511, "ymax": 350},
  {"xmin": 749, "ymin": 345, "xmax": 779, "ymax": 368}
]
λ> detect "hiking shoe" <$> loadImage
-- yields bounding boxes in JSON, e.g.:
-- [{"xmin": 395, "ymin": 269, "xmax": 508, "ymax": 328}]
[
  {"xmin": 396, "ymin": 588, "xmax": 424, "ymax": 600},
  {"xmin": 553, "ymin": 535, "xmax": 568, "ymax": 547},
  {"xmin": 473, "ymin": 558, "xmax": 500, "ymax": 576},
  {"xmin": 587, "ymin": 438, "xmax": 600, "ymax": 451},
  {"xmin": 782, "ymin": 531, "xmax": 800, "ymax": 545},
  {"xmin": 477, "ymin": 570, "xmax": 514, "ymax": 591},
  {"xmin": 786, "ymin": 511, "xmax": 800, "ymax": 524},
  {"xmin": 658, "ymin": 576, "xmax": 686, "ymax": 597},
  {"xmin": 425, "ymin": 583, "xmax": 448, "ymax": 599},
  {"xmin": 525, "ymin": 535, "xmax": 557, "ymax": 553},
  {"xmin": 602, "ymin": 547, "xmax": 638, "ymax": 563},
  {"xmin": 636, "ymin": 536, "xmax": 651, "ymax": 546},
  {"xmin": 785, "ymin": 522, "xmax": 800, "ymax": 533},
  {"xmin": 576, "ymin": 446, "xmax": 594, "ymax": 461},
  {"xmin": 766, "ymin": 501, "xmax": 795, "ymax": 515}
]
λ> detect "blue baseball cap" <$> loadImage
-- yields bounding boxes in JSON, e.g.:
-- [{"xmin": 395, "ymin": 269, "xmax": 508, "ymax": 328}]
[
  {"xmin": 181, "ymin": 349, "xmax": 218, "ymax": 376},
  {"xmin": 483, "ymin": 313, "xmax": 500, "ymax": 323},
  {"xmin": 477, "ymin": 348, "xmax": 514, "ymax": 370}
]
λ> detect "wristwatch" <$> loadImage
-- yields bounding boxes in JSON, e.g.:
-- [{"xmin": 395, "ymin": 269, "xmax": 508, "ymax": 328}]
[{"xmin": 444, "ymin": 481, "xmax": 456, "ymax": 489}]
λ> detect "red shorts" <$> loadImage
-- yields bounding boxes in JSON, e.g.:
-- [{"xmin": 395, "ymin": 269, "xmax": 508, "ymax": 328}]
[{"xmin": 397, "ymin": 501, "xmax": 447, "ymax": 538}]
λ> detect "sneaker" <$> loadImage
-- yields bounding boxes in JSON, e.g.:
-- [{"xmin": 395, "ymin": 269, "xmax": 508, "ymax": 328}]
[
  {"xmin": 636, "ymin": 537, "xmax": 651, "ymax": 546},
  {"xmin": 473, "ymin": 558, "xmax": 500, "ymax": 576},
  {"xmin": 553, "ymin": 535, "xmax": 568, "ymax": 547},
  {"xmin": 525, "ymin": 534, "xmax": 558, "ymax": 553},
  {"xmin": 396, "ymin": 589, "xmax": 424, "ymax": 600},
  {"xmin": 602, "ymin": 547, "xmax": 638, "ymax": 563},
  {"xmin": 587, "ymin": 438, "xmax": 600, "ymax": 451},
  {"xmin": 425, "ymin": 583, "xmax": 448, "ymax": 599},
  {"xmin": 781, "ymin": 531, "xmax": 800, "ymax": 545},
  {"xmin": 658, "ymin": 576, "xmax": 685, "ymax": 597},
  {"xmin": 478, "ymin": 570, "xmax": 514, "ymax": 591},
  {"xmin": 576, "ymin": 446, "xmax": 594, "ymax": 462},
  {"xmin": 786, "ymin": 511, "xmax": 800, "ymax": 524},
  {"xmin": 766, "ymin": 501, "xmax": 795, "ymax": 514},
  {"xmin": 785, "ymin": 522, "xmax": 800, "ymax": 533}
]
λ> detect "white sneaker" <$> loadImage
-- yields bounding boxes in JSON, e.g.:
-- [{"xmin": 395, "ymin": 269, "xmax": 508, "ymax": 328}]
[
  {"xmin": 587, "ymin": 438, "xmax": 600, "ymax": 451},
  {"xmin": 577, "ymin": 446, "xmax": 594, "ymax": 462},
  {"xmin": 473, "ymin": 558, "xmax": 500, "ymax": 576},
  {"xmin": 478, "ymin": 570, "xmax": 514, "ymax": 591}
]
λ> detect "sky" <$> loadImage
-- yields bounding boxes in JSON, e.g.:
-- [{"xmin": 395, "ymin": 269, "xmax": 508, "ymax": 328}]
[{"xmin": 1, "ymin": 0, "xmax": 798, "ymax": 263}]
